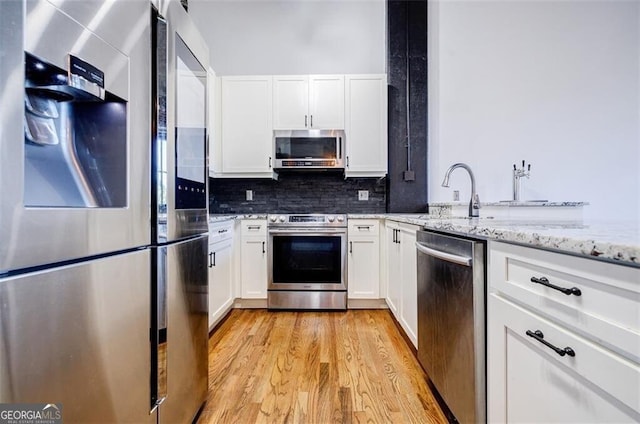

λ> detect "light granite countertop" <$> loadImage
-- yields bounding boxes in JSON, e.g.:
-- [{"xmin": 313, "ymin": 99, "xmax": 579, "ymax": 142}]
[
  {"xmin": 209, "ymin": 214, "xmax": 267, "ymax": 223},
  {"xmin": 350, "ymin": 214, "xmax": 639, "ymax": 267},
  {"xmin": 429, "ymin": 201, "xmax": 588, "ymax": 207},
  {"xmin": 209, "ymin": 213, "xmax": 639, "ymax": 267}
]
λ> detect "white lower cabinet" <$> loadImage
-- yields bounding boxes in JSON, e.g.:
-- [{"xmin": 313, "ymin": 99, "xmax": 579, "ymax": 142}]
[
  {"xmin": 385, "ymin": 223, "xmax": 401, "ymax": 315},
  {"xmin": 385, "ymin": 220, "xmax": 419, "ymax": 348},
  {"xmin": 489, "ymin": 294, "xmax": 640, "ymax": 423},
  {"xmin": 488, "ymin": 241, "xmax": 640, "ymax": 423},
  {"xmin": 208, "ymin": 220, "xmax": 234, "ymax": 329},
  {"xmin": 240, "ymin": 220, "xmax": 268, "ymax": 299},
  {"xmin": 347, "ymin": 220, "xmax": 380, "ymax": 299},
  {"xmin": 398, "ymin": 226, "xmax": 417, "ymax": 347}
]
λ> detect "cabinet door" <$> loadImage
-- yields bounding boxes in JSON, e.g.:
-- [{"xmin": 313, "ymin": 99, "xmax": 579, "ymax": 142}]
[
  {"xmin": 488, "ymin": 294, "xmax": 640, "ymax": 423},
  {"xmin": 220, "ymin": 76, "xmax": 273, "ymax": 173},
  {"xmin": 273, "ymin": 75, "xmax": 308, "ymax": 129},
  {"xmin": 207, "ymin": 69, "xmax": 220, "ymax": 176},
  {"xmin": 348, "ymin": 237, "xmax": 380, "ymax": 299},
  {"xmin": 345, "ymin": 75, "xmax": 387, "ymax": 176},
  {"xmin": 385, "ymin": 225, "xmax": 401, "ymax": 316},
  {"xmin": 208, "ymin": 239, "xmax": 234, "ymax": 329},
  {"xmin": 399, "ymin": 227, "xmax": 418, "ymax": 347},
  {"xmin": 240, "ymin": 237, "xmax": 267, "ymax": 299},
  {"xmin": 309, "ymin": 75, "xmax": 344, "ymax": 129}
]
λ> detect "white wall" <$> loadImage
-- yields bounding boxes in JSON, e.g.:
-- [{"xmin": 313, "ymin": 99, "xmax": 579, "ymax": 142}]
[
  {"xmin": 188, "ymin": 0, "xmax": 386, "ymax": 75},
  {"xmin": 428, "ymin": 0, "xmax": 640, "ymax": 221}
]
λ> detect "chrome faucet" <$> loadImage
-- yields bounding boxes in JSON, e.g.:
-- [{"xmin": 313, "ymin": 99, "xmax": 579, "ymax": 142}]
[{"xmin": 441, "ymin": 163, "xmax": 480, "ymax": 217}]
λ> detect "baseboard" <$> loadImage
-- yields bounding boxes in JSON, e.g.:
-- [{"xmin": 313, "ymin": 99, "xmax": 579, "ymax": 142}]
[
  {"xmin": 233, "ymin": 298, "xmax": 267, "ymax": 309},
  {"xmin": 387, "ymin": 309, "xmax": 417, "ymax": 356},
  {"xmin": 231, "ymin": 298, "xmax": 388, "ymax": 310},
  {"xmin": 208, "ymin": 306, "xmax": 234, "ymax": 336},
  {"xmin": 347, "ymin": 298, "xmax": 389, "ymax": 309}
]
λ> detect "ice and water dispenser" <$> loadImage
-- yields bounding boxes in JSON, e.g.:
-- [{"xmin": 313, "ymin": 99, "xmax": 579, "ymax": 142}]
[{"xmin": 24, "ymin": 52, "xmax": 127, "ymax": 208}]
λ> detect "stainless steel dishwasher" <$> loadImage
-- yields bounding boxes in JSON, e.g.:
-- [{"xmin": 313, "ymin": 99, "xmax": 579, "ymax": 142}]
[{"xmin": 416, "ymin": 230, "xmax": 486, "ymax": 424}]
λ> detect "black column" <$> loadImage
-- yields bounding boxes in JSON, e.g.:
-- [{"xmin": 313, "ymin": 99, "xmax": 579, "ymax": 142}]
[{"xmin": 387, "ymin": 0, "xmax": 428, "ymax": 213}]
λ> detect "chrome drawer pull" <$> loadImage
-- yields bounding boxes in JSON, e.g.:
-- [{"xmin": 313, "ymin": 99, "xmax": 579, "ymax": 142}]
[
  {"xmin": 247, "ymin": 225, "xmax": 261, "ymax": 230},
  {"xmin": 357, "ymin": 226, "xmax": 371, "ymax": 230},
  {"xmin": 530, "ymin": 276, "xmax": 582, "ymax": 296},
  {"xmin": 526, "ymin": 330, "xmax": 576, "ymax": 357}
]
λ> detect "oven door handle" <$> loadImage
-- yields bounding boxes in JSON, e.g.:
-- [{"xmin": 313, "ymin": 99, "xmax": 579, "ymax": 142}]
[{"xmin": 268, "ymin": 229, "xmax": 347, "ymax": 235}]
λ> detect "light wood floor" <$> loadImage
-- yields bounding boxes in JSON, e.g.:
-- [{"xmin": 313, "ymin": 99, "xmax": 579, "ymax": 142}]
[{"xmin": 198, "ymin": 309, "xmax": 447, "ymax": 424}]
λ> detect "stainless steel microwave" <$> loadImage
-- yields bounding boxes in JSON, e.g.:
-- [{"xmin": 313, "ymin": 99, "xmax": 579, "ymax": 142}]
[{"xmin": 273, "ymin": 130, "xmax": 345, "ymax": 170}]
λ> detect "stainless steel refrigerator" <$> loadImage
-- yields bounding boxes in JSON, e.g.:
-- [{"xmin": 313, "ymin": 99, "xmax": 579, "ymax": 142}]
[
  {"xmin": 0, "ymin": 0, "xmax": 154, "ymax": 422},
  {"xmin": 150, "ymin": 2, "xmax": 210, "ymax": 423},
  {"xmin": 0, "ymin": 1, "xmax": 209, "ymax": 422}
]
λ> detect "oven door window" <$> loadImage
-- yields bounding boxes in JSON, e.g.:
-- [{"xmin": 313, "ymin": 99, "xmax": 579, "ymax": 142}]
[{"xmin": 272, "ymin": 235, "xmax": 342, "ymax": 284}]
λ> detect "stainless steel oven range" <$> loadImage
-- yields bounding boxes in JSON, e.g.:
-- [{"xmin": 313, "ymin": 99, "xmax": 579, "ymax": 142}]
[{"xmin": 268, "ymin": 214, "xmax": 347, "ymax": 310}]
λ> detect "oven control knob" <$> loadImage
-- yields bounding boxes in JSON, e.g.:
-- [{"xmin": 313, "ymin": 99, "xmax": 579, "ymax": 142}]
[
  {"xmin": 337, "ymin": 216, "xmax": 344, "ymax": 222},
  {"xmin": 270, "ymin": 216, "xmax": 277, "ymax": 222},
  {"xmin": 327, "ymin": 215, "xmax": 335, "ymax": 222},
  {"xmin": 278, "ymin": 215, "xmax": 286, "ymax": 223}
]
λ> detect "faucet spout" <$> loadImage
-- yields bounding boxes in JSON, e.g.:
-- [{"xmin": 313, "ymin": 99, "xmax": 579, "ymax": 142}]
[{"xmin": 441, "ymin": 163, "xmax": 480, "ymax": 217}]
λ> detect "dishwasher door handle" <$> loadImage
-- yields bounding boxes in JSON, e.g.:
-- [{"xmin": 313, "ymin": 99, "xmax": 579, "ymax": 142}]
[{"xmin": 415, "ymin": 242, "xmax": 472, "ymax": 267}]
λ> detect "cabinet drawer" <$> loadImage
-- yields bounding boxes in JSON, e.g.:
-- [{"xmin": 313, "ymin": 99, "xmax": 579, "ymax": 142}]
[
  {"xmin": 490, "ymin": 294, "xmax": 640, "ymax": 420},
  {"xmin": 348, "ymin": 219, "xmax": 379, "ymax": 237},
  {"xmin": 209, "ymin": 219, "xmax": 233, "ymax": 244},
  {"xmin": 241, "ymin": 220, "xmax": 267, "ymax": 237},
  {"xmin": 489, "ymin": 241, "xmax": 640, "ymax": 361}
]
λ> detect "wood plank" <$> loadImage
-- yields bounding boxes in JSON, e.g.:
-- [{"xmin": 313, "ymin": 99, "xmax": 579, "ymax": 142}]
[{"xmin": 198, "ymin": 309, "xmax": 447, "ymax": 424}]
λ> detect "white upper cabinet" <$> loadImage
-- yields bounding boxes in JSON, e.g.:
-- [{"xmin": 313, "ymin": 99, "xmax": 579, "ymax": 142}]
[
  {"xmin": 273, "ymin": 75, "xmax": 344, "ymax": 130},
  {"xmin": 273, "ymin": 76, "xmax": 308, "ymax": 129},
  {"xmin": 308, "ymin": 75, "xmax": 344, "ymax": 129},
  {"xmin": 345, "ymin": 74, "xmax": 387, "ymax": 177},
  {"xmin": 220, "ymin": 76, "xmax": 274, "ymax": 177},
  {"xmin": 207, "ymin": 68, "xmax": 220, "ymax": 176}
]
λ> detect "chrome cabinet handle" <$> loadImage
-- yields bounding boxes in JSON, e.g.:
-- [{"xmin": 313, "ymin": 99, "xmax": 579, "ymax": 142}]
[
  {"xmin": 346, "ymin": 156, "xmax": 350, "ymax": 168},
  {"xmin": 269, "ymin": 156, "xmax": 272, "ymax": 168},
  {"xmin": 247, "ymin": 225, "xmax": 261, "ymax": 230},
  {"xmin": 415, "ymin": 242, "xmax": 472, "ymax": 267},
  {"xmin": 212, "ymin": 252, "xmax": 216, "ymax": 267},
  {"xmin": 530, "ymin": 276, "xmax": 581, "ymax": 296},
  {"xmin": 310, "ymin": 115, "xmax": 313, "ymax": 127},
  {"xmin": 305, "ymin": 115, "xmax": 307, "ymax": 127},
  {"xmin": 526, "ymin": 330, "xmax": 575, "ymax": 357},
  {"xmin": 349, "ymin": 241, "xmax": 353, "ymax": 253},
  {"xmin": 208, "ymin": 252, "xmax": 214, "ymax": 268},
  {"xmin": 357, "ymin": 225, "xmax": 371, "ymax": 230},
  {"xmin": 262, "ymin": 241, "xmax": 265, "ymax": 254}
]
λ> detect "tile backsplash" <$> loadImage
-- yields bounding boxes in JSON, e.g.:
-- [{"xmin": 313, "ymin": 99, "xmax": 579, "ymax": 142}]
[{"xmin": 209, "ymin": 173, "xmax": 386, "ymax": 214}]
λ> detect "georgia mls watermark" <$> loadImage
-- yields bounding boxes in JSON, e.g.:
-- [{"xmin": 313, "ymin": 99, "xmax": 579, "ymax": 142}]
[{"xmin": 0, "ymin": 404, "xmax": 62, "ymax": 424}]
